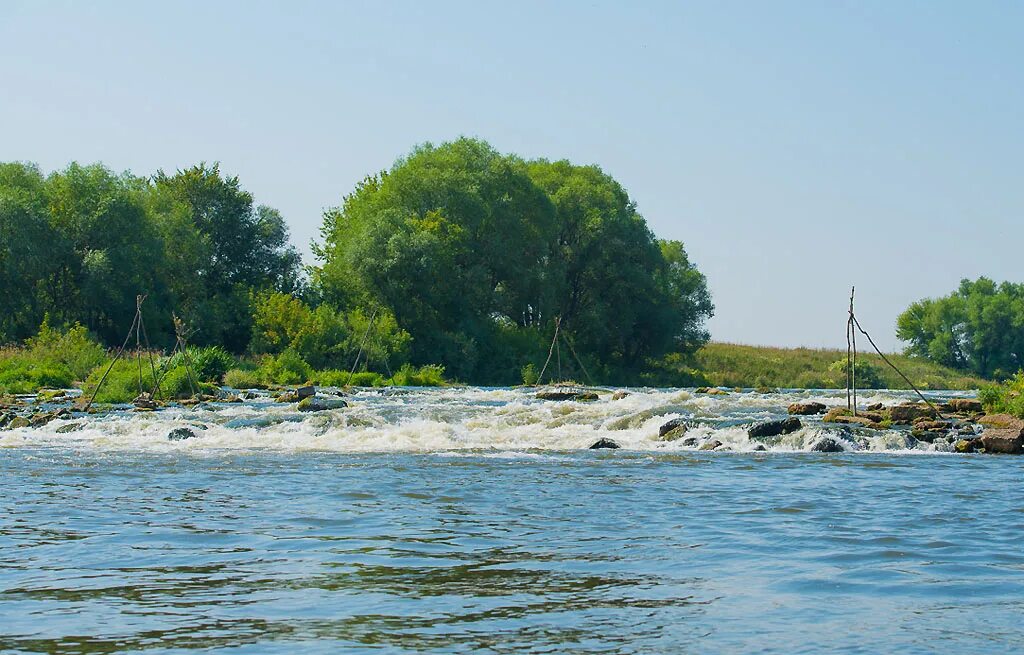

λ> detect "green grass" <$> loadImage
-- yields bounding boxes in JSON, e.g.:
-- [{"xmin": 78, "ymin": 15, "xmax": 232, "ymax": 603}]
[
  {"xmin": 657, "ymin": 342, "xmax": 986, "ymax": 390},
  {"xmin": 979, "ymin": 372, "xmax": 1024, "ymax": 417},
  {"xmin": 82, "ymin": 357, "xmax": 215, "ymax": 403}
]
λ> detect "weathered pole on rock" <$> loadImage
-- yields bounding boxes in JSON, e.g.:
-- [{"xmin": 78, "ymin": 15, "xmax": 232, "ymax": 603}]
[{"xmin": 849, "ymin": 287, "xmax": 857, "ymax": 416}]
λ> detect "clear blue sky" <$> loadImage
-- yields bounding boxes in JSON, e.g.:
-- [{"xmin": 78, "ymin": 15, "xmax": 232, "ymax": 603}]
[{"xmin": 2, "ymin": 0, "xmax": 1020, "ymax": 351}]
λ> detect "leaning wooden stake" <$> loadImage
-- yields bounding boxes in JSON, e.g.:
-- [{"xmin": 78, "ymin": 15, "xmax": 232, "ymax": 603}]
[{"xmin": 849, "ymin": 287, "xmax": 857, "ymax": 416}]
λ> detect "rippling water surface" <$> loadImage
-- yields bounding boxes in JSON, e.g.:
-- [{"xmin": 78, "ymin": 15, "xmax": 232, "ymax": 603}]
[{"xmin": 2, "ymin": 388, "xmax": 1023, "ymax": 653}]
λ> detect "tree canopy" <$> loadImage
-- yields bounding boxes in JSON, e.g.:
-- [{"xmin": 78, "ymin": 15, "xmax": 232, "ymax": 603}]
[
  {"xmin": 0, "ymin": 161, "xmax": 300, "ymax": 352},
  {"xmin": 314, "ymin": 137, "xmax": 713, "ymax": 383},
  {"xmin": 897, "ymin": 277, "xmax": 1024, "ymax": 379}
]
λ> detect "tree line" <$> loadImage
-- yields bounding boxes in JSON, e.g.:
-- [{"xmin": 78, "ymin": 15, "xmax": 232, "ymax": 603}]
[{"xmin": 1, "ymin": 138, "xmax": 715, "ymax": 385}]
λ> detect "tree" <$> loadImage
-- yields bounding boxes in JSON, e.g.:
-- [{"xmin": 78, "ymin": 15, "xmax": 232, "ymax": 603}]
[
  {"xmin": 0, "ymin": 163, "xmax": 60, "ymax": 341},
  {"xmin": 152, "ymin": 163, "xmax": 301, "ymax": 351},
  {"xmin": 315, "ymin": 139, "xmax": 558, "ymax": 380},
  {"xmin": 314, "ymin": 138, "xmax": 713, "ymax": 383},
  {"xmin": 897, "ymin": 278, "xmax": 1024, "ymax": 378}
]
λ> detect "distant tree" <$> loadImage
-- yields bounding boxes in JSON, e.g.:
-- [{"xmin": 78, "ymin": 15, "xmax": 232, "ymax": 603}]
[
  {"xmin": 41, "ymin": 163, "xmax": 171, "ymax": 343},
  {"xmin": 897, "ymin": 277, "xmax": 1024, "ymax": 378},
  {"xmin": 0, "ymin": 163, "xmax": 60, "ymax": 341},
  {"xmin": 152, "ymin": 164, "xmax": 301, "ymax": 351}
]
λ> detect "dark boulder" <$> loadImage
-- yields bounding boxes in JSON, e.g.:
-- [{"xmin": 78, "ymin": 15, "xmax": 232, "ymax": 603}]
[
  {"xmin": 167, "ymin": 427, "xmax": 197, "ymax": 441},
  {"xmin": 56, "ymin": 422, "xmax": 84, "ymax": 434},
  {"xmin": 659, "ymin": 417, "xmax": 689, "ymax": 437},
  {"xmin": 752, "ymin": 443, "xmax": 768, "ymax": 452},
  {"xmin": 589, "ymin": 438, "xmax": 620, "ymax": 449},
  {"xmin": 810, "ymin": 437, "xmax": 845, "ymax": 453},
  {"xmin": 748, "ymin": 417, "xmax": 802, "ymax": 439},
  {"xmin": 788, "ymin": 402, "xmax": 827, "ymax": 415},
  {"xmin": 296, "ymin": 385, "xmax": 316, "ymax": 399},
  {"xmin": 133, "ymin": 393, "xmax": 158, "ymax": 410},
  {"xmin": 537, "ymin": 391, "xmax": 599, "ymax": 402}
]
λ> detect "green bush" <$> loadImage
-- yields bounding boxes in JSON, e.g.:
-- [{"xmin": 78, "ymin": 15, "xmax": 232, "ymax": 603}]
[
  {"xmin": 25, "ymin": 318, "xmax": 107, "ymax": 381},
  {"xmin": 223, "ymin": 368, "xmax": 265, "ymax": 389},
  {"xmin": 390, "ymin": 364, "xmax": 447, "ymax": 387},
  {"xmin": 257, "ymin": 349, "xmax": 313, "ymax": 385},
  {"xmin": 980, "ymin": 372, "xmax": 1024, "ymax": 417},
  {"xmin": 83, "ymin": 359, "xmax": 210, "ymax": 403},
  {"xmin": 0, "ymin": 353, "xmax": 74, "ymax": 394},
  {"xmin": 828, "ymin": 358, "xmax": 883, "ymax": 389},
  {"xmin": 521, "ymin": 363, "xmax": 539, "ymax": 386},
  {"xmin": 167, "ymin": 345, "xmax": 235, "ymax": 383},
  {"xmin": 311, "ymin": 369, "xmax": 387, "ymax": 387}
]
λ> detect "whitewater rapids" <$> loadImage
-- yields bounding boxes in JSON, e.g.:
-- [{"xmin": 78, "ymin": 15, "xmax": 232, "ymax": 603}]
[{"xmin": 0, "ymin": 387, "xmax": 980, "ymax": 454}]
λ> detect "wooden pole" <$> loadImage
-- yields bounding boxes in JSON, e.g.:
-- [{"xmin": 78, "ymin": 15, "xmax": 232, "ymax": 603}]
[{"xmin": 850, "ymin": 287, "xmax": 857, "ymax": 416}]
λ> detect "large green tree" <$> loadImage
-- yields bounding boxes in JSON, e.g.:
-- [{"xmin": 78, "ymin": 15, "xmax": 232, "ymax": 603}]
[
  {"xmin": 897, "ymin": 277, "xmax": 1024, "ymax": 378},
  {"xmin": 315, "ymin": 138, "xmax": 713, "ymax": 383}
]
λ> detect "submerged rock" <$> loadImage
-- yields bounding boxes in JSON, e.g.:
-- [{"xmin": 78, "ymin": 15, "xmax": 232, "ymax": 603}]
[
  {"xmin": 167, "ymin": 427, "xmax": 197, "ymax": 441},
  {"xmin": 611, "ymin": 391, "xmax": 630, "ymax": 401},
  {"xmin": 658, "ymin": 417, "xmax": 689, "ymax": 440},
  {"xmin": 31, "ymin": 408, "xmax": 72, "ymax": 427},
  {"xmin": 536, "ymin": 390, "xmax": 598, "ymax": 402},
  {"xmin": 276, "ymin": 391, "xmax": 300, "ymax": 403},
  {"xmin": 6, "ymin": 416, "xmax": 30, "ymax": 429},
  {"xmin": 955, "ymin": 438, "xmax": 980, "ymax": 453},
  {"xmin": 911, "ymin": 420, "xmax": 956, "ymax": 442},
  {"xmin": 752, "ymin": 443, "xmax": 768, "ymax": 452},
  {"xmin": 698, "ymin": 439, "xmax": 723, "ymax": 451},
  {"xmin": 788, "ymin": 402, "xmax": 827, "ymax": 416},
  {"xmin": 589, "ymin": 438, "xmax": 620, "ymax": 449},
  {"xmin": 694, "ymin": 387, "xmax": 728, "ymax": 396},
  {"xmin": 810, "ymin": 437, "xmax": 845, "ymax": 453},
  {"xmin": 748, "ymin": 417, "xmax": 802, "ymax": 439},
  {"xmin": 297, "ymin": 397, "xmax": 349, "ymax": 412},
  {"xmin": 55, "ymin": 421, "xmax": 84, "ymax": 434}
]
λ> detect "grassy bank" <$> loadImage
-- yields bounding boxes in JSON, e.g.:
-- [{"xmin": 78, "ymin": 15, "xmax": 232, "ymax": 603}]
[{"xmin": 681, "ymin": 343, "xmax": 986, "ymax": 390}]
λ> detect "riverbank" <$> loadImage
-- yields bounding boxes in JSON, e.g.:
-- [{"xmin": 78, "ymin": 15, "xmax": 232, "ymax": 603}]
[{"xmin": 665, "ymin": 342, "xmax": 987, "ymax": 390}]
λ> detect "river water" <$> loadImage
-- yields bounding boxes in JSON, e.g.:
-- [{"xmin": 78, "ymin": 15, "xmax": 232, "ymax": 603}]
[{"xmin": 2, "ymin": 387, "xmax": 1022, "ymax": 653}]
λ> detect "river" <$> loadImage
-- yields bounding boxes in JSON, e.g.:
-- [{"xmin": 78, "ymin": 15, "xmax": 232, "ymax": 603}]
[{"xmin": 2, "ymin": 387, "xmax": 1022, "ymax": 653}]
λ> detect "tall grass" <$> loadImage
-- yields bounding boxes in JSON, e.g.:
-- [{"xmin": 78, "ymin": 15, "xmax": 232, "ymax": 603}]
[{"xmin": 683, "ymin": 343, "xmax": 985, "ymax": 390}]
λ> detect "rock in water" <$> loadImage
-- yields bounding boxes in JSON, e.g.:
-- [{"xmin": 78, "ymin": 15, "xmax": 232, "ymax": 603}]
[
  {"xmin": 658, "ymin": 417, "xmax": 689, "ymax": 438},
  {"xmin": 296, "ymin": 385, "xmax": 316, "ymax": 399},
  {"xmin": 56, "ymin": 422, "xmax": 84, "ymax": 434},
  {"xmin": 748, "ymin": 417, "xmax": 802, "ymax": 439},
  {"xmin": 133, "ymin": 393, "xmax": 158, "ymax": 410},
  {"xmin": 888, "ymin": 403, "xmax": 936, "ymax": 424},
  {"xmin": 611, "ymin": 391, "xmax": 630, "ymax": 401},
  {"xmin": 167, "ymin": 427, "xmax": 197, "ymax": 441},
  {"xmin": 788, "ymin": 402, "xmax": 827, "ymax": 415},
  {"xmin": 944, "ymin": 399, "xmax": 983, "ymax": 414},
  {"xmin": 589, "ymin": 438, "xmax": 620, "ymax": 449},
  {"xmin": 810, "ymin": 438, "xmax": 845, "ymax": 453},
  {"xmin": 699, "ymin": 439, "xmax": 723, "ymax": 451},
  {"xmin": 980, "ymin": 428, "xmax": 1024, "ymax": 454},
  {"xmin": 297, "ymin": 397, "xmax": 348, "ymax": 412}
]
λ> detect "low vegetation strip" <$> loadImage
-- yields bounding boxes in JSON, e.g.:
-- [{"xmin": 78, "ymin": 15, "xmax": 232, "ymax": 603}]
[{"xmin": 685, "ymin": 342, "xmax": 986, "ymax": 390}]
